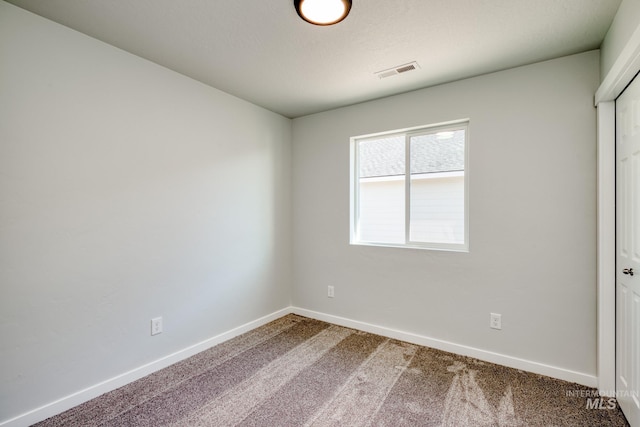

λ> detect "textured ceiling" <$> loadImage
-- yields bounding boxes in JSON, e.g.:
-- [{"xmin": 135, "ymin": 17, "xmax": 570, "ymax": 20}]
[{"xmin": 6, "ymin": 0, "xmax": 621, "ymax": 118}]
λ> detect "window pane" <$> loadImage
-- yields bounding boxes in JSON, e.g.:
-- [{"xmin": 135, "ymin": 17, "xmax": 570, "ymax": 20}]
[
  {"xmin": 409, "ymin": 129, "xmax": 465, "ymax": 244},
  {"xmin": 351, "ymin": 122, "xmax": 468, "ymax": 251},
  {"xmin": 357, "ymin": 136, "xmax": 405, "ymax": 244}
]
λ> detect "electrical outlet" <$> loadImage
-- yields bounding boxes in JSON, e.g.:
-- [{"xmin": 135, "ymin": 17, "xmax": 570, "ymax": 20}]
[
  {"xmin": 490, "ymin": 313, "xmax": 502, "ymax": 330},
  {"xmin": 151, "ymin": 317, "xmax": 163, "ymax": 336},
  {"xmin": 328, "ymin": 286, "xmax": 335, "ymax": 298}
]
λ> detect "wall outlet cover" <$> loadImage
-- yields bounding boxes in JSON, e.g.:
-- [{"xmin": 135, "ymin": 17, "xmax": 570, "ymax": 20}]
[{"xmin": 151, "ymin": 317, "xmax": 163, "ymax": 335}]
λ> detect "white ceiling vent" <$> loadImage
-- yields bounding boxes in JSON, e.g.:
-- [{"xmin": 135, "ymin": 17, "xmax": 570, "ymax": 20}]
[{"xmin": 375, "ymin": 61, "xmax": 420, "ymax": 79}]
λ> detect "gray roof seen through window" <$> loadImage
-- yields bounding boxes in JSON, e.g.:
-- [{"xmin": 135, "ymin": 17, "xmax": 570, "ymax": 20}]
[{"xmin": 359, "ymin": 130, "xmax": 464, "ymax": 178}]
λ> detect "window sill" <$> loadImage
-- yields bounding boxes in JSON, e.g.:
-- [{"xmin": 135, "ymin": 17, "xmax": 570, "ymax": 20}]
[{"xmin": 350, "ymin": 241, "xmax": 469, "ymax": 253}]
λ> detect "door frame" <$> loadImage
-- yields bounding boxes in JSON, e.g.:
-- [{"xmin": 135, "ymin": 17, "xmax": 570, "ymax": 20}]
[{"xmin": 596, "ymin": 23, "xmax": 640, "ymax": 396}]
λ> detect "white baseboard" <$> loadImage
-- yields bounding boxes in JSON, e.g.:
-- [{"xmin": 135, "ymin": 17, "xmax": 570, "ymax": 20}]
[
  {"xmin": 0, "ymin": 307, "xmax": 292, "ymax": 427},
  {"xmin": 292, "ymin": 307, "xmax": 597, "ymax": 388}
]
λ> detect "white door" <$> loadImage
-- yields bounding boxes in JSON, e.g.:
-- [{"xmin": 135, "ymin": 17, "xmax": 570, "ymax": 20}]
[{"xmin": 616, "ymin": 74, "xmax": 640, "ymax": 427}]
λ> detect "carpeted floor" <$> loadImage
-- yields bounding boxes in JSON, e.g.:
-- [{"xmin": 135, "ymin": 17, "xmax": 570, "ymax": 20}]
[{"xmin": 34, "ymin": 315, "xmax": 629, "ymax": 426}]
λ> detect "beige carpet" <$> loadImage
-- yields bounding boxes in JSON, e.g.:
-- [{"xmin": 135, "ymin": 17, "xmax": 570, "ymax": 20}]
[{"xmin": 34, "ymin": 315, "xmax": 629, "ymax": 426}]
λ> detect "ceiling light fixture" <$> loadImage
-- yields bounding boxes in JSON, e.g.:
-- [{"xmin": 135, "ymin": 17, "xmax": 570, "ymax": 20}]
[{"xmin": 294, "ymin": 0, "xmax": 352, "ymax": 26}]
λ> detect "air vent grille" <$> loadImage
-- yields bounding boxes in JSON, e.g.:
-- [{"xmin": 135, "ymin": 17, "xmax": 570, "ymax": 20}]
[
  {"xmin": 374, "ymin": 61, "xmax": 420, "ymax": 79},
  {"xmin": 396, "ymin": 64, "xmax": 416, "ymax": 73}
]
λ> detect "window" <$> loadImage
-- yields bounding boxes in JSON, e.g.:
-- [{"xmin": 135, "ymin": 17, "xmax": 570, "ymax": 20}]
[{"xmin": 350, "ymin": 121, "xmax": 468, "ymax": 251}]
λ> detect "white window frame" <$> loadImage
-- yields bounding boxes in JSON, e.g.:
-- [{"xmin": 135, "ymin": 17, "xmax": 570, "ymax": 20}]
[{"xmin": 350, "ymin": 120, "xmax": 469, "ymax": 252}]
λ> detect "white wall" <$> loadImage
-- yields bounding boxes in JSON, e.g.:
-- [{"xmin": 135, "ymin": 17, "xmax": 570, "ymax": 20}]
[
  {"xmin": 292, "ymin": 51, "xmax": 599, "ymax": 378},
  {"xmin": 0, "ymin": 2, "xmax": 291, "ymax": 422},
  {"xmin": 600, "ymin": 0, "xmax": 640, "ymax": 81}
]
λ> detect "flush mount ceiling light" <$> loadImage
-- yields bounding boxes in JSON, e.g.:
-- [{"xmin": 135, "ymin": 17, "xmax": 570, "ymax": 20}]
[{"xmin": 294, "ymin": 0, "xmax": 352, "ymax": 26}]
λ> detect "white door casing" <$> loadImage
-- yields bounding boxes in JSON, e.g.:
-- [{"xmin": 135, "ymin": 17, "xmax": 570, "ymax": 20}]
[{"xmin": 616, "ymin": 75, "xmax": 640, "ymax": 427}]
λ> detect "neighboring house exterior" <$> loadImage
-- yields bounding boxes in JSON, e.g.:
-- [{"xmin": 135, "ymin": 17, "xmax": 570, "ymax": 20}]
[{"xmin": 357, "ymin": 131, "xmax": 465, "ymax": 244}]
